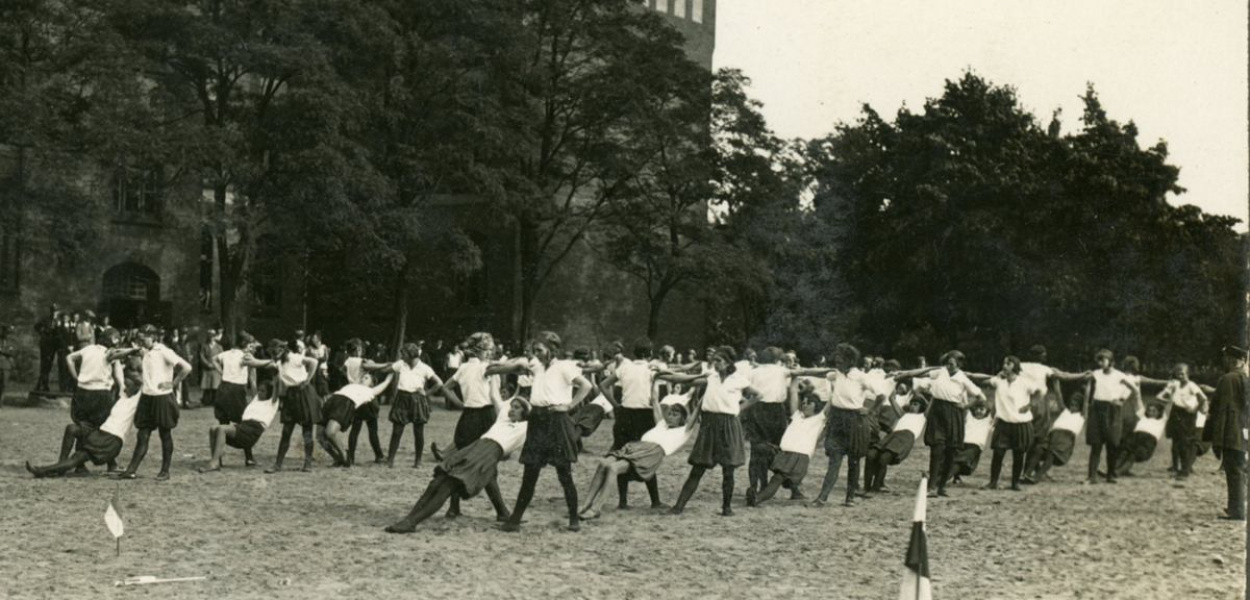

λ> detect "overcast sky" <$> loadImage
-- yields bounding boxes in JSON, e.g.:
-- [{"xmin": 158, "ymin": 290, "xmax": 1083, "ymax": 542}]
[{"xmin": 714, "ymin": 0, "xmax": 1249, "ymax": 228}]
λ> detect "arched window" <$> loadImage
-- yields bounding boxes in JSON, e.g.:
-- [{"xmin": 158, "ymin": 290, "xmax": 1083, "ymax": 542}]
[{"xmin": 103, "ymin": 262, "xmax": 161, "ymax": 301}]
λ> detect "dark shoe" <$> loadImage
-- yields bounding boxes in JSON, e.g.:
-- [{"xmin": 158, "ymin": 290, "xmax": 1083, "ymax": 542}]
[
  {"xmin": 720, "ymin": 507, "xmax": 734, "ymax": 517},
  {"xmin": 431, "ymin": 443, "xmax": 444, "ymax": 462},
  {"xmin": 936, "ymin": 489, "xmax": 949, "ymax": 498},
  {"xmin": 497, "ymin": 522, "xmax": 521, "ymax": 532},
  {"xmin": 1009, "ymin": 484, "xmax": 1023, "ymax": 492},
  {"xmin": 745, "ymin": 488, "xmax": 757, "ymax": 507},
  {"xmin": 982, "ymin": 483, "xmax": 999, "ymax": 490},
  {"xmin": 385, "ymin": 521, "xmax": 417, "ymax": 534},
  {"xmin": 155, "ymin": 471, "xmax": 170, "ymax": 481}
]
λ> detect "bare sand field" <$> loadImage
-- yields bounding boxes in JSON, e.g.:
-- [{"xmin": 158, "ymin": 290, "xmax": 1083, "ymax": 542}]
[{"xmin": 0, "ymin": 399, "xmax": 1244, "ymax": 599}]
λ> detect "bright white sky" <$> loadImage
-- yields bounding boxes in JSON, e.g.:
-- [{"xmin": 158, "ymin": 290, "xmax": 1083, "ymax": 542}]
[{"xmin": 714, "ymin": 0, "xmax": 1249, "ymax": 228}]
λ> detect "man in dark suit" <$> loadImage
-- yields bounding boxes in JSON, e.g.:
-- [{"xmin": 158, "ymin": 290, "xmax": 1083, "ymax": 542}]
[{"xmin": 1204, "ymin": 345, "xmax": 1249, "ymax": 521}]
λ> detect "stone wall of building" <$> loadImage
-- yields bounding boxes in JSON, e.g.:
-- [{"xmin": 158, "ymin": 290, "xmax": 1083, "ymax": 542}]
[{"xmin": 0, "ymin": 175, "xmax": 203, "ymax": 380}]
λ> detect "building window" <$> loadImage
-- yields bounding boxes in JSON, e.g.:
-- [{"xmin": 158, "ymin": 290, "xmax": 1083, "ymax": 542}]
[
  {"xmin": 674, "ymin": 0, "xmax": 686, "ymax": 19},
  {"xmin": 692, "ymin": 0, "xmax": 703, "ymax": 23},
  {"xmin": 103, "ymin": 262, "xmax": 160, "ymax": 301},
  {"xmin": 0, "ymin": 226, "xmax": 18, "ymax": 293},
  {"xmin": 113, "ymin": 168, "xmax": 163, "ymax": 219},
  {"xmin": 653, "ymin": 0, "xmax": 668, "ymax": 14}
]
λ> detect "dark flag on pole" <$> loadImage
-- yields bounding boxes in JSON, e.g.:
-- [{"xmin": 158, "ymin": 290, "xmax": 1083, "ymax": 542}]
[{"xmin": 899, "ymin": 474, "xmax": 932, "ymax": 600}]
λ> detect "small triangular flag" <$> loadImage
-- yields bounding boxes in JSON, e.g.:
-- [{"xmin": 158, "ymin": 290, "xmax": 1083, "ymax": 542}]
[{"xmin": 105, "ymin": 490, "xmax": 124, "ymax": 540}]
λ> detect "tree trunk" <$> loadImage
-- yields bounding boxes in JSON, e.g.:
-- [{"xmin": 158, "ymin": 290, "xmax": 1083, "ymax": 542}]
[
  {"xmin": 391, "ymin": 263, "xmax": 410, "ymax": 359},
  {"xmin": 213, "ymin": 182, "xmax": 239, "ymax": 340},
  {"xmin": 646, "ymin": 286, "xmax": 672, "ymax": 340}
]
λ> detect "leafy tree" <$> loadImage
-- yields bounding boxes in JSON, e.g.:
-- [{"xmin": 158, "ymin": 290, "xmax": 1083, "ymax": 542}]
[
  {"xmin": 103, "ymin": 0, "xmax": 353, "ymax": 337},
  {"xmin": 804, "ymin": 72, "xmax": 1243, "ymax": 367},
  {"xmin": 501, "ymin": 0, "xmax": 711, "ymax": 341}
]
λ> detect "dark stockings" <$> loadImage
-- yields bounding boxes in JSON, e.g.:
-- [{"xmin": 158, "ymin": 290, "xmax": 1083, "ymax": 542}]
[
  {"xmin": 348, "ymin": 417, "xmax": 383, "ymax": 464},
  {"xmin": 505, "ymin": 464, "xmax": 579, "ymax": 528}
]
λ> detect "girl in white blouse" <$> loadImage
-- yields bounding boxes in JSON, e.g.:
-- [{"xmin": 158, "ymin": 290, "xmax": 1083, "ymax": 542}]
[
  {"xmin": 657, "ymin": 346, "xmax": 761, "ymax": 517},
  {"xmin": 579, "ymin": 394, "xmax": 698, "ymax": 520}
]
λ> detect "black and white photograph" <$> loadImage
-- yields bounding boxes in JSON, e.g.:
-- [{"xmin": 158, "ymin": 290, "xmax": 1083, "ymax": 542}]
[{"xmin": 0, "ymin": 0, "xmax": 1247, "ymax": 598}]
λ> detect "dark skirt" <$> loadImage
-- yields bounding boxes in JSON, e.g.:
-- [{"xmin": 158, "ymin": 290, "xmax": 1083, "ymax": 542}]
[
  {"xmin": 388, "ymin": 391, "xmax": 430, "ymax": 425},
  {"xmin": 769, "ymin": 450, "xmax": 811, "ymax": 482},
  {"xmin": 1085, "ymin": 402, "xmax": 1123, "ymax": 446},
  {"xmin": 688, "ymin": 412, "xmax": 746, "ymax": 468},
  {"xmin": 572, "ymin": 404, "xmax": 607, "ymax": 437},
  {"xmin": 880, "ymin": 430, "xmax": 917, "ymax": 464},
  {"xmin": 1048, "ymin": 430, "xmax": 1077, "ymax": 466},
  {"xmin": 743, "ymin": 402, "xmax": 790, "ymax": 446},
  {"xmin": 454, "ymin": 406, "xmax": 498, "ymax": 448},
  {"xmin": 955, "ymin": 444, "xmax": 982, "ymax": 476},
  {"xmin": 354, "ymin": 401, "xmax": 380, "ymax": 421},
  {"xmin": 613, "ymin": 407, "xmax": 657, "ymax": 450},
  {"xmin": 71, "ymin": 389, "xmax": 115, "ymax": 429},
  {"xmin": 1125, "ymin": 431, "xmax": 1158, "ymax": 463},
  {"xmin": 924, "ymin": 400, "xmax": 965, "ymax": 447},
  {"xmin": 519, "ymin": 407, "xmax": 579, "ymax": 467},
  {"xmin": 280, "ymin": 385, "xmax": 323, "ymax": 426},
  {"xmin": 135, "ymin": 393, "xmax": 179, "ymax": 430},
  {"xmin": 437, "ymin": 438, "xmax": 506, "ymax": 498},
  {"xmin": 321, "ymin": 394, "xmax": 357, "ymax": 429},
  {"xmin": 1165, "ymin": 409, "xmax": 1197, "ymax": 441},
  {"xmin": 313, "ymin": 370, "xmax": 330, "ymax": 399},
  {"xmin": 992, "ymin": 420, "xmax": 1035, "ymax": 451},
  {"xmin": 81, "ymin": 430, "xmax": 123, "ymax": 465},
  {"xmin": 215, "ymin": 382, "xmax": 249, "ymax": 424},
  {"xmin": 824, "ymin": 407, "xmax": 871, "ymax": 459},
  {"xmin": 609, "ymin": 440, "xmax": 667, "ymax": 481},
  {"xmin": 227, "ymin": 420, "xmax": 265, "ymax": 449}
]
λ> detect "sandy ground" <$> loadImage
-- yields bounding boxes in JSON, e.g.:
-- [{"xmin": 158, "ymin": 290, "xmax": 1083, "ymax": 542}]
[{"xmin": 0, "ymin": 396, "xmax": 1245, "ymax": 600}]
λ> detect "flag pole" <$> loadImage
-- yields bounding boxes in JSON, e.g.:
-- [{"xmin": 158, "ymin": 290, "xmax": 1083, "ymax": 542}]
[{"xmin": 916, "ymin": 473, "xmax": 926, "ymax": 600}]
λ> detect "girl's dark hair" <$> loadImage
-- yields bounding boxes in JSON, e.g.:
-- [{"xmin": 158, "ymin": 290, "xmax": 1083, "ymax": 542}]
[
  {"xmin": 759, "ymin": 346, "xmax": 784, "ymax": 365},
  {"xmin": 1121, "ymin": 355, "xmax": 1140, "ymax": 374},
  {"xmin": 832, "ymin": 343, "xmax": 861, "ymax": 368},
  {"xmin": 940, "ymin": 350, "xmax": 966, "ymax": 368},
  {"xmin": 667, "ymin": 403, "xmax": 689, "ymax": 426},
  {"xmin": 533, "ymin": 331, "xmax": 562, "ymax": 352},
  {"xmin": 632, "ymin": 337, "xmax": 653, "ymax": 360},
  {"xmin": 1002, "ymin": 355, "xmax": 1022, "ymax": 375},
  {"xmin": 512, "ymin": 399, "xmax": 532, "ymax": 421},
  {"xmin": 713, "ymin": 345, "xmax": 738, "ymax": 374}
]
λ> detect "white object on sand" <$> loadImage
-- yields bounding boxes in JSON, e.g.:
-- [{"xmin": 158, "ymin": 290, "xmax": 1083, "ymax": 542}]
[{"xmin": 114, "ymin": 576, "xmax": 208, "ymax": 587}]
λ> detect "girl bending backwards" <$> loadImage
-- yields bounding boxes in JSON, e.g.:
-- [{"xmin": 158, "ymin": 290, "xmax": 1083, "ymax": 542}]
[
  {"xmin": 198, "ymin": 382, "xmax": 280, "ymax": 472},
  {"xmin": 950, "ymin": 403, "xmax": 993, "ymax": 485},
  {"xmin": 754, "ymin": 385, "xmax": 828, "ymax": 506},
  {"xmin": 1113, "ymin": 401, "xmax": 1171, "ymax": 478},
  {"xmin": 863, "ymin": 396, "xmax": 928, "ymax": 493},
  {"xmin": 385, "ymin": 398, "xmax": 530, "ymax": 533},
  {"xmin": 27, "ymin": 391, "xmax": 141, "ymax": 478},
  {"xmin": 579, "ymin": 393, "xmax": 698, "ymax": 520},
  {"xmin": 1023, "ymin": 391, "xmax": 1086, "ymax": 484},
  {"xmin": 318, "ymin": 371, "xmax": 395, "ymax": 467},
  {"xmin": 656, "ymin": 345, "xmax": 761, "ymax": 517}
]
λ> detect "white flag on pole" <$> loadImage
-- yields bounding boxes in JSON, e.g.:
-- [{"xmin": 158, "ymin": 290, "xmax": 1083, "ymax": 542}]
[
  {"xmin": 899, "ymin": 475, "xmax": 932, "ymax": 600},
  {"xmin": 105, "ymin": 491, "xmax": 124, "ymax": 539}
]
